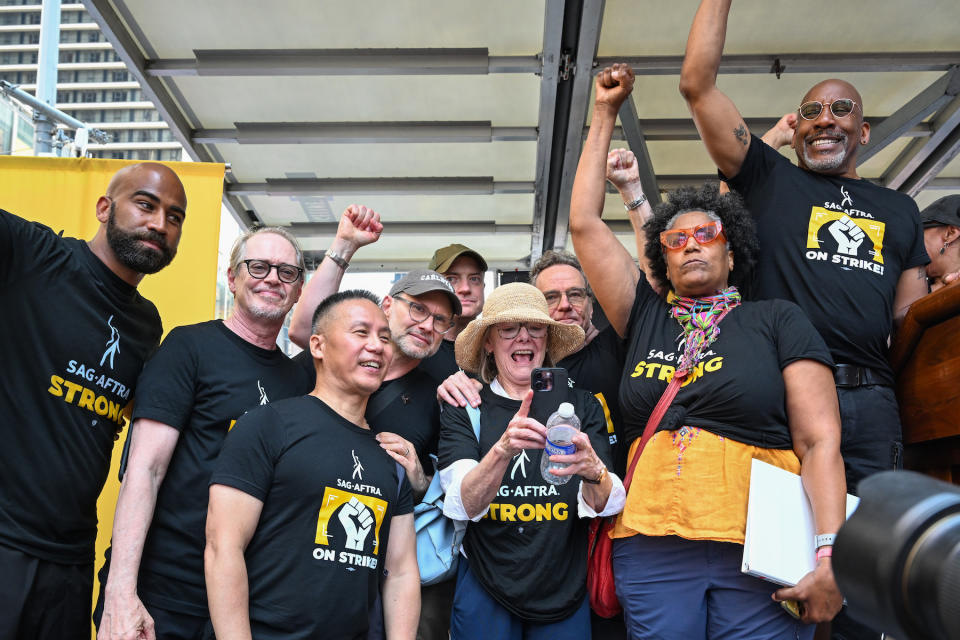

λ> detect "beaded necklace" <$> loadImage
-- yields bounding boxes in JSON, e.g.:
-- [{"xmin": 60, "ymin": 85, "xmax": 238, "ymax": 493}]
[{"xmin": 668, "ymin": 286, "xmax": 741, "ymax": 378}]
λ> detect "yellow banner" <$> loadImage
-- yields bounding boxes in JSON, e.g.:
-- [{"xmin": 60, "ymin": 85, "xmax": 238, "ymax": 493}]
[{"xmin": 0, "ymin": 155, "xmax": 225, "ymax": 635}]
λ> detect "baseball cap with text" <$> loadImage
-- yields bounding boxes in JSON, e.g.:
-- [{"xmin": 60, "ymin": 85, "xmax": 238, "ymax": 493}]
[{"xmin": 388, "ymin": 269, "xmax": 463, "ymax": 315}]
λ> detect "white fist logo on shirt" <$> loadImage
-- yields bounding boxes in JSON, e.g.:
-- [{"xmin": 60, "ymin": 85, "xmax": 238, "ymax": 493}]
[
  {"xmin": 338, "ymin": 497, "xmax": 373, "ymax": 551},
  {"xmin": 828, "ymin": 215, "xmax": 865, "ymax": 256}
]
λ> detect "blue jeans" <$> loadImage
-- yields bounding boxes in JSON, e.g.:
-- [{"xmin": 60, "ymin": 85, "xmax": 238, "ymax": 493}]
[
  {"xmin": 450, "ymin": 557, "xmax": 591, "ymax": 640},
  {"xmin": 612, "ymin": 535, "xmax": 812, "ymax": 640}
]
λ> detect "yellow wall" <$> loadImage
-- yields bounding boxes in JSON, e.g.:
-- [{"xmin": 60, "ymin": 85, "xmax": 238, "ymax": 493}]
[{"xmin": 0, "ymin": 156, "xmax": 224, "ymax": 635}]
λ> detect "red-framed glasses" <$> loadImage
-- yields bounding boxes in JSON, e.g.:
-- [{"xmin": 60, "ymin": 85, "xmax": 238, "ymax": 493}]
[{"xmin": 659, "ymin": 220, "xmax": 726, "ymax": 251}]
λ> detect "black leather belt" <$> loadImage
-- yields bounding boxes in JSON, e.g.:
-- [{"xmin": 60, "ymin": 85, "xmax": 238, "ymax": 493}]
[{"xmin": 834, "ymin": 364, "xmax": 884, "ymax": 388}]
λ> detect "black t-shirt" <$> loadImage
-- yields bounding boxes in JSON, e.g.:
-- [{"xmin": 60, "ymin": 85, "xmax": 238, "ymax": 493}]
[
  {"xmin": 417, "ymin": 338, "xmax": 459, "ymax": 385},
  {"xmin": 723, "ymin": 137, "xmax": 928, "ymax": 383},
  {"xmin": 0, "ymin": 209, "xmax": 162, "ymax": 564},
  {"xmin": 102, "ymin": 320, "xmax": 310, "ymax": 614},
  {"xmin": 559, "ymin": 326, "xmax": 627, "ymax": 475},
  {"xmin": 296, "ymin": 351, "xmax": 441, "ymax": 471},
  {"xmin": 619, "ymin": 279, "xmax": 833, "ymax": 449},
  {"xmin": 211, "ymin": 395, "xmax": 413, "ymax": 640},
  {"xmin": 437, "ymin": 386, "xmax": 612, "ymax": 622}
]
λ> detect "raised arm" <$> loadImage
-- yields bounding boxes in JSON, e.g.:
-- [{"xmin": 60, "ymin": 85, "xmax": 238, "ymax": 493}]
[
  {"xmin": 205, "ymin": 485, "xmax": 264, "ymax": 640},
  {"xmin": 606, "ymin": 148, "xmax": 663, "ymax": 296},
  {"xmin": 678, "ymin": 0, "xmax": 751, "ymax": 178},
  {"xmin": 774, "ymin": 359, "xmax": 845, "ymax": 623},
  {"xmin": 98, "ymin": 419, "xmax": 181, "ymax": 640},
  {"xmin": 569, "ymin": 64, "xmax": 641, "ymax": 338},
  {"xmin": 381, "ymin": 513, "xmax": 419, "ymax": 640},
  {"xmin": 288, "ymin": 205, "xmax": 383, "ymax": 347}
]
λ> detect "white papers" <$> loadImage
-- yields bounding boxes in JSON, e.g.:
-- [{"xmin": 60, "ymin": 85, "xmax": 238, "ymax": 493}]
[{"xmin": 741, "ymin": 459, "xmax": 859, "ymax": 587}]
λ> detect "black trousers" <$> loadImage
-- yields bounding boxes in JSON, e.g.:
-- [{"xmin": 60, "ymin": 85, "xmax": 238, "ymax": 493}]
[{"xmin": 0, "ymin": 543, "xmax": 92, "ymax": 640}]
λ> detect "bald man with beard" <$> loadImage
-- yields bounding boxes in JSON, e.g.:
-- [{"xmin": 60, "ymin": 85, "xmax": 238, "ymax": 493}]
[{"xmin": 0, "ymin": 163, "xmax": 186, "ymax": 640}]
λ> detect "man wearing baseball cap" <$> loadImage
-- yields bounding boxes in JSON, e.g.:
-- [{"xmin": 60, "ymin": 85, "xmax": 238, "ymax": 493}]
[
  {"xmin": 419, "ymin": 243, "xmax": 489, "ymax": 385},
  {"xmin": 920, "ymin": 195, "xmax": 960, "ymax": 292},
  {"xmin": 289, "ymin": 206, "xmax": 460, "ymax": 498}
]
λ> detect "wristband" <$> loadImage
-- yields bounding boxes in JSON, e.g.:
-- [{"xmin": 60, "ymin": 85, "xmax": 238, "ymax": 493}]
[
  {"xmin": 325, "ymin": 250, "xmax": 349, "ymax": 270},
  {"xmin": 816, "ymin": 546, "xmax": 833, "ymax": 561},
  {"xmin": 582, "ymin": 466, "xmax": 607, "ymax": 485},
  {"xmin": 624, "ymin": 194, "xmax": 647, "ymax": 211},
  {"xmin": 814, "ymin": 533, "xmax": 836, "ymax": 549}
]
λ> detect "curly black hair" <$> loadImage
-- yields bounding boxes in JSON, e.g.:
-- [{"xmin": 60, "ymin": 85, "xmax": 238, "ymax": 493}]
[{"xmin": 642, "ymin": 184, "xmax": 758, "ymax": 296}]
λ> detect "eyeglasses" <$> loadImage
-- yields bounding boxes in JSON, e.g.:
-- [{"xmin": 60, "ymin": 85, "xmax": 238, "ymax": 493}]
[
  {"xmin": 798, "ymin": 99, "xmax": 859, "ymax": 121},
  {"xmin": 394, "ymin": 296, "xmax": 456, "ymax": 334},
  {"xmin": 496, "ymin": 322, "xmax": 548, "ymax": 339},
  {"xmin": 241, "ymin": 259, "xmax": 303, "ymax": 283},
  {"xmin": 543, "ymin": 288, "xmax": 588, "ymax": 309},
  {"xmin": 659, "ymin": 220, "xmax": 726, "ymax": 251}
]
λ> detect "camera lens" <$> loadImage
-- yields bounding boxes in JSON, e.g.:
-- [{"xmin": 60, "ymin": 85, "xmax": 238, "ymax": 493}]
[{"xmin": 834, "ymin": 471, "xmax": 960, "ymax": 640}]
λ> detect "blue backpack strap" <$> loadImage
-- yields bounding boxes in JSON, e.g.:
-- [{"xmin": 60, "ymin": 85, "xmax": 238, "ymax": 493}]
[{"xmin": 465, "ymin": 404, "xmax": 481, "ymax": 441}]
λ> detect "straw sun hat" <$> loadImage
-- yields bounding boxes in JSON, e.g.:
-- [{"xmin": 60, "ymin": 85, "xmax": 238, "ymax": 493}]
[{"xmin": 454, "ymin": 282, "xmax": 585, "ymax": 374}]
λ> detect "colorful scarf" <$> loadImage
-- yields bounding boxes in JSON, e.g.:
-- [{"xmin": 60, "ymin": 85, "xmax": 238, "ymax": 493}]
[{"xmin": 668, "ymin": 286, "xmax": 741, "ymax": 378}]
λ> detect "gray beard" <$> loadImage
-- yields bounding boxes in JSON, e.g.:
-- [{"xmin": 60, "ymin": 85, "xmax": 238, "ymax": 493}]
[{"xmin": 800, "ymin": 132, "xmax": 848, "ymax": 172}]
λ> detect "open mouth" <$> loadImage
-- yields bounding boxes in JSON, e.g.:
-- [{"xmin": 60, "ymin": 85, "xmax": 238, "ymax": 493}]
[
  {"xmin": 807, "ymin": 131, "xmax": 846, "ymax": 151},
  {"xmin": 360, "ymin": 360, "xmax": 381, "ymax": 370},
  {"xmin": 511, "ymin": 349, "xmax": 535, "ymax": 363}
]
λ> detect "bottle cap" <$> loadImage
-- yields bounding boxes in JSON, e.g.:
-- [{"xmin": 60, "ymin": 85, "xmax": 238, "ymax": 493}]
[{"xmin": 557, "ymin": 402, "xmax": 574, "ymax": 418}]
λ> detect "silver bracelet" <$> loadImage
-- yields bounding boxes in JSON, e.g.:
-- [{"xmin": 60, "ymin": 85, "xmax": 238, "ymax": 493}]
[
  {"xmin": 325, "ymin": 250, "xmax": 349, "ymax": 271},
  {"xmin": 624, "ymin": 194, "xmax": 647, "ymax": 211}
]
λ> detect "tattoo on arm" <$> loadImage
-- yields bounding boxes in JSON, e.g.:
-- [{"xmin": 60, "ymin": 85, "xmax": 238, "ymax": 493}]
[
  {"xmin": 733, "ymin": 123, "xmax": 749, "ymax": 146},
  {"xmin": 918, "ymin": 265, "xmax": 927, "ymax": 280}
]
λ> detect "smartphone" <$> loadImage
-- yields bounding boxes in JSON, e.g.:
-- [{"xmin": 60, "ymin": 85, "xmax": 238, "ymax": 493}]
[{"xmin": 530, "ymin": 367, "xmax": 569, "ymax": 423}]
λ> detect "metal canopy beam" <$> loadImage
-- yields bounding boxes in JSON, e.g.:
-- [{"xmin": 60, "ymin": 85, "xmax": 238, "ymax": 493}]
[
  {"xmin": 900, "ymin": 122, "xmax": 960, "ymax": 197},
  {"xmin": 82, "ymin": 0, "xmax": 252, "ymax": 227},
  {"xmin": 618, "ymin": 97, "xmax": 661, "ymax": 205},
  {"xmin": 549, "ymin": 0, "xmax": 605, "ymax": 254},
  {"xmin": 146, "ymin": 49, "xmax": 540, "ymax": 76},
  {"xmin": 290, "ymin": 219, "xmax": 635, "ymax": 237},
  {"xmin": 226, "ymin": 178, "xmax": 533, "ymax": 197},
  {"xmin": 191, "ymin": 116, "xmax": 927, "ymax": 146},
  {"xmin": 530, "ymin": 0, "xmax": 567, "ymax": 262},
  {"xmin": 301, "ymin": 253, "xmax": 531, "ymax": 272},
  {"xmin": 883, "ymin": 94, "xmax": 960, "ymax": 190},
  {"xmin": 192, "ymin": 122, "xmax": 536, "ymax": 145},
  {"xmin": 860, "ymin": 66, "xmax": 960, "ymax": 165},
  {"xmin": 597, "ymin": 52, "xmax": 960, "ymax": 76}
]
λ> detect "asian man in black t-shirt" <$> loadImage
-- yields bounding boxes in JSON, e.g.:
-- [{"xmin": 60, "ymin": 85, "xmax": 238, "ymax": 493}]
[
  {"xmin": 206, "ymin": 291, "xmax": 419, "ymax": 639},
  {"xmin": 0, "ymin": 163, "xmax": 186, "ymax": 640}
]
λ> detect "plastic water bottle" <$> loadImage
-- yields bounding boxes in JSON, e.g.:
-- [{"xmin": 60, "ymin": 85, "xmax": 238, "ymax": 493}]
[{"xmin": 540, "ymin": 402, "xmax": 581, "ymax": 485}]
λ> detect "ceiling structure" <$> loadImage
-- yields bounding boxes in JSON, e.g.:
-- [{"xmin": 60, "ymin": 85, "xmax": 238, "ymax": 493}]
[{"xmin": 84, "ymin": 0, "xmax": 960, "ymax": 272}]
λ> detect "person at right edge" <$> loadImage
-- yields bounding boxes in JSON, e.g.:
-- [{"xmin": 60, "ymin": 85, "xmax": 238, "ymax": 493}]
[
  {"xmin": 679, "ymin": 4, "xmax": 929, "ymax": 639},
  {"xmin": 570, "ymin": 64, "xmax": 847, "ymax": 639}
]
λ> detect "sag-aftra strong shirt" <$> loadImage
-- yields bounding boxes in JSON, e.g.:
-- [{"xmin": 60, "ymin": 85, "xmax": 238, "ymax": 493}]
[{"xmin": 0, "ymin": 209, "xmax": 162, "ymax": 564}]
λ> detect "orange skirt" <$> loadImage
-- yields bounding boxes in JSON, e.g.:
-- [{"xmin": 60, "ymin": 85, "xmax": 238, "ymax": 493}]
[{"xmin": 612, "ymin": 427, "xmax": 800, "ymax": 544}]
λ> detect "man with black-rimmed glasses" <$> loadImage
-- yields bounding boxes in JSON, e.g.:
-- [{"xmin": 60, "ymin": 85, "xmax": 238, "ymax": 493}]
[{"xmin": 95, "ymin": 227, "xmax": 311, "ymax": 640}]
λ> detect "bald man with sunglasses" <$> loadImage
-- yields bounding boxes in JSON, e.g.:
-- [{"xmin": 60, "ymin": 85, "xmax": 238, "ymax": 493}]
[{"xmin": 678, "ymin": 3, "xmax": 928, "ymax": 638}]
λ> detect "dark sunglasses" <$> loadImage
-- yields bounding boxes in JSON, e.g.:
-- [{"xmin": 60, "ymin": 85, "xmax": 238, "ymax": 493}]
[
  {"xmin": 660, "ymin": 221, "xmax": 726, "ymax": 251},
  {"xmin": 798, "ymin": 99, "xmax": 859, "ymax": 121}
]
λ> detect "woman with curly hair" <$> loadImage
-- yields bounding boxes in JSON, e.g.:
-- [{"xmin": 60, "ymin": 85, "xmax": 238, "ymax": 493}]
[{"xmin": 567, "ymin": 63, "xmax": 847, "ymax": 640}]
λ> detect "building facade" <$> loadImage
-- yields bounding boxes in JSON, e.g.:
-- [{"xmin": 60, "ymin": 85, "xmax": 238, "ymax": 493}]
[{"xmin": 0, "ymin": 0, "xmax": 181, "ymax": 160}]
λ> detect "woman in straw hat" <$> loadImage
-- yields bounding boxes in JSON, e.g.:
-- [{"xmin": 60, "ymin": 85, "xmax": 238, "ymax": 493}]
[
  {"xmin": 436, "ymin": 282, "xmax": 625, "ymax": 639},
  {"xmin": 567, "ymin": 64, "xmax": 847, "ymax": 640}
]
